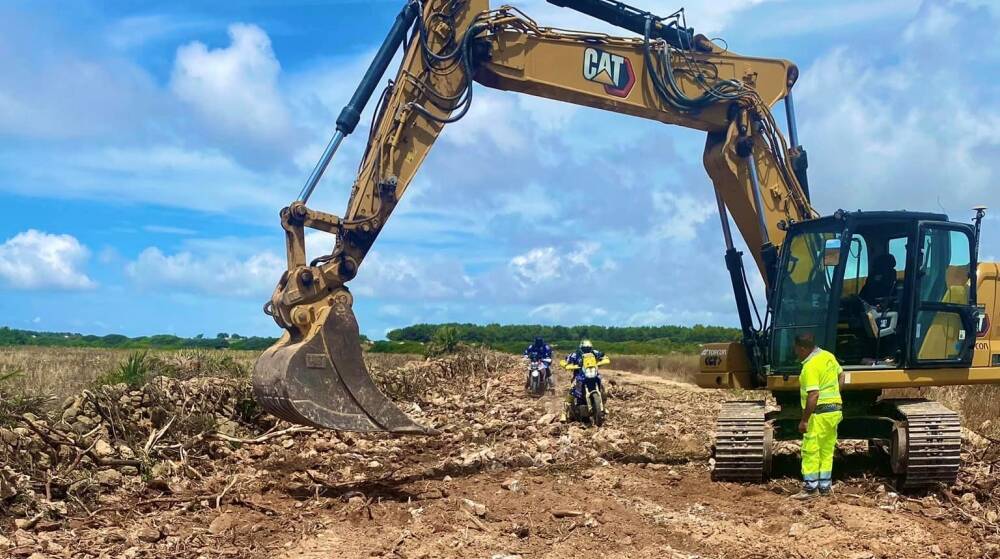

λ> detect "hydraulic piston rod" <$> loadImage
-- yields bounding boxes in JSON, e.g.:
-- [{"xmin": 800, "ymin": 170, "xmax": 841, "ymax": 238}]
[{"xmin": 297, "ymin": 1, "xmax": 420, "ymax": 203}]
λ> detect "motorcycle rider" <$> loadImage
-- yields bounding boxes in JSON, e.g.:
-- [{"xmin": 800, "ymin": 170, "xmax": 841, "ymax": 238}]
[
  {"xmin": 523, "ymin": 336, "xmax": 553, "ymax": 389},
  {"xmin": 562, "ymin": 339, "xmax": 607, "ymax": 419}
]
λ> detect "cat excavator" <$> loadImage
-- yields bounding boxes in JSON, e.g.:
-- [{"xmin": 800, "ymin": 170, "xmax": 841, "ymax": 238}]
[{"xmin": 252, "ymin": 0, "xmax": 1000, "ymax": 487}]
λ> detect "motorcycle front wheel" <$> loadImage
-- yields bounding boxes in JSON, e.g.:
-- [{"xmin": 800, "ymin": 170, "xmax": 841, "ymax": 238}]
[{"xmin": 589, "ymin": 391, "xmax": 605, "ymax": 427}]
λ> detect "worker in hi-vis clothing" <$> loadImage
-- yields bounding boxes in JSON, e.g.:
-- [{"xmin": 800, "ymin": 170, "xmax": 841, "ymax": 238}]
[{"xmin": 792, "ymin": 333, "xmax": 844, "ymax": 499}]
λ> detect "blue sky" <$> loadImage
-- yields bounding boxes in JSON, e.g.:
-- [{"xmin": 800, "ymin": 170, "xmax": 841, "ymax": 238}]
[{"xmin": 1, "ymin": 0, "xmax": 998, "ymax": 340}]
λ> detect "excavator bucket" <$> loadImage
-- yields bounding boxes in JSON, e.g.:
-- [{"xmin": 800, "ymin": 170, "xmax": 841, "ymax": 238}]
[{"xmin": 252, "ymin": 303, "xmax": 435, "ymax": 434}]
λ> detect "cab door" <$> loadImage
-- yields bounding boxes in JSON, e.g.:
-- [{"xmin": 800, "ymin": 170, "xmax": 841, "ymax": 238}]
[{"xmin": 908, "ymin": 222, "xmax": 978, "ymax": 367}]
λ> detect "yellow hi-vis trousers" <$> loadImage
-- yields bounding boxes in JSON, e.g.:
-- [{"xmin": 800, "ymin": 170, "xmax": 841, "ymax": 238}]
[{"xmin": 801, "ymin": 410, "xmax": 842, "ymax": 492}]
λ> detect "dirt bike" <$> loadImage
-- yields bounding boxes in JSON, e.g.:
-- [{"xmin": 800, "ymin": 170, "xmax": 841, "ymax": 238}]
[
  {"xmin": 561, "ymin": 353, "xmax": 610, "ymax": 427},
  {"xmin": 526, "ymin": 358, "xmax": 553, "ymax": 396}
]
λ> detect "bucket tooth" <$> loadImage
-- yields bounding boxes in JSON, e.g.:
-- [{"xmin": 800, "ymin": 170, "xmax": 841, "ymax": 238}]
[{"xmin": 252, "ymin": 296, "xmax": 435, "ymax": 434}]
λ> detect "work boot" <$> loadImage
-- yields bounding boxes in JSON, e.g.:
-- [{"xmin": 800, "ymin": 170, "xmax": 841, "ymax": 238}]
[
  {"xmin": 819, "ymin": 487, "xmax": 833, "ymax": 496},
  {"xmin": 791, "ymin": 489, "xmax": 818, "ymax": 500}
]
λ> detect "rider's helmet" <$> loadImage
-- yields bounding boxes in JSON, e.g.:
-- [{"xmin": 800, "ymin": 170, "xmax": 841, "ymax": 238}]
[
  {"xmin": 579, "ymin": 339, "xmax": 593, "ymax": 353},
  {"xmin": 533, "ymin": 336, "xmax": 544, "ymax": 347}
]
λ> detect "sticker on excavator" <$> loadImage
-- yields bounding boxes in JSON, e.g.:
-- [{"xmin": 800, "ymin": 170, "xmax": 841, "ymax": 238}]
[{"xmin": 306, "ymin": 353, "xmax": 328, "ymax": 369}]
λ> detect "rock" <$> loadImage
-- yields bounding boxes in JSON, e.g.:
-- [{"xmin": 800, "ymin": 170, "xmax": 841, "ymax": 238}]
[
  {"xmin": 536, "ymin": 413, "xmax": 556, "ymax": 425},
  {"xmin": 121, "ymin": 466, "xmax": 139, "ymax": 476},
  {"xmin": 534, "ymin": 452, "xmax": 553, "ymax": 465},
  {"xmin": 217, "ymin": 420, "xmax": 240, "ymax": 437},
  {"xmin": 987, "ymin": 510, "xmax": 998, "ymax": 523},
  {"xmin": 0, "ymin": 535, "xmax": 9, "ymax": 549},
  {"xmin": 209, "ymin": 514, "xmax": 237, "ymax": 535},
  {"xmin": 61, "ymin": 406, "xmax": 80, "ymax": 423},
  {"xmin": 367, "ymin": 461, "xmax": 382, "ymax": 469},
  {"xmin": 512, "ymin": 523, "xmax": 530, "ymax": 538},
  {"xmin": 461, "ymin": 498, "xmax": 487, "ymax": 517},
  {"xmin": 150, "ymin": 462, "xmax": 173, "ymax": 478},
  {"xmin": 135, "ymin": 527, "xmax": 162, "ymax": 543},
  {"xmin": 95, "ymin": 469, "xmax": 124, "ymax": 486},
  {"xmin": 501, "ymin": 478, "xmax": 521, "ymax": 492},
  {"xmin": 94, "ymin": 439, "xmax": 115, "ymax": 458},
  {"xmin": 509, "ymin": 453, "xmax": 534, "ymax": 468},
  {"xmin": 75, "ymin": 415, "xmax": 95, "ymax": 428},
  {"xmin": 535, "ymin": 439, "xmax": 551, "ymax": 452},
  {"xmin": 491, "ymin": 555, "xmax": 522, "ymax": 559},
  {"xmin": 12, "ymin": 530, "xmax": 35, "ymax": 548},
  {"xmin": 551, "ymin": 509, "xmax": 584, "ymax": 518}
]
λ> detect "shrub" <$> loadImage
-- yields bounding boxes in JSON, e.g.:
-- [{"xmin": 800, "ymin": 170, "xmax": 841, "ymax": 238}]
[
  {"xmin": 426, "ymin": 326, "xmax": 462, "ymax": 357},
  {"xmin": 98, "ymin": 351, "xmax": 152, "ymax": 387}
]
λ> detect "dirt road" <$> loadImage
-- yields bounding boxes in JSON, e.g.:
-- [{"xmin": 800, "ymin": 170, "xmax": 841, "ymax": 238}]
[{"xmin": 279, "ymin": 368, "xmax": 994, "ymax": 559}]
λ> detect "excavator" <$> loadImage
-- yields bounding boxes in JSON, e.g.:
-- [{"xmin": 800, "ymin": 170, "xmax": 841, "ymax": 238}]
[{"xmin": 252, "ymin": 0, "xmax": 1000, "ymax": 488}]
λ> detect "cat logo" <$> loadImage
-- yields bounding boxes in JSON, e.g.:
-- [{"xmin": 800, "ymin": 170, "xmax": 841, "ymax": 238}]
[
  {"xmin": 701, "ymin": 348, "xmax": 726, "ymax": 369},
  {"xmin": 582, "ymin": 47, "xmax": 635, "ymax": 98}
]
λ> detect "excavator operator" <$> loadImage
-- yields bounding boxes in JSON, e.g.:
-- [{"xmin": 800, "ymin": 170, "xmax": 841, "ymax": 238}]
[
  {"xmin": 859, "ymin": 254, "xmax": 898, "ymax": 306},
  {"xmin": 793, "ymin": 333, "xmax": 844, "ymax": 499}
]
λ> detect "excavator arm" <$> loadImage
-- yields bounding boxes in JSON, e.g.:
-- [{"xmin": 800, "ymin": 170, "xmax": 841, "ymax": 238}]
[{"xmin": 253, "ymin": 0, "xmax": 817, "ymax": 432}]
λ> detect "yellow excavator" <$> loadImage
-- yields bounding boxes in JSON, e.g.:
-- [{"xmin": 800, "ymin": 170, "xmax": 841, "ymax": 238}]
[{"xmin": 252, "ymin": 0, "xmax": 1000, "ymax": 487}]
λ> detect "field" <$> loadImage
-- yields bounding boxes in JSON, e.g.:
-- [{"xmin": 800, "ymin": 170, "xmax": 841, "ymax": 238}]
[{"xmin": 2, "ymin": 346, "xmax": 1000, "ymax": 558}]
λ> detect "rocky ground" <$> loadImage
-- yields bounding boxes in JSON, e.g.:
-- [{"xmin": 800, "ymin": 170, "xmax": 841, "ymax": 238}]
[{"xmin": 2, "ymin": 349, "xmax": 1000, "ymax": 558}]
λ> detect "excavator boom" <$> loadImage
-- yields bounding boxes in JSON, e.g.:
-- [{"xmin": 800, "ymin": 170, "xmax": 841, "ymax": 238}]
[{"xmin": 253, "ymin": 0, "xmax": 814, "ymax": 432}]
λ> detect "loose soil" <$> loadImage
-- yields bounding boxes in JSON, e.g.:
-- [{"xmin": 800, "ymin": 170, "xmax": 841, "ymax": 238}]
[{"xmin": 3, "ymin": 353, "xmax": 999, "ymax": 558}]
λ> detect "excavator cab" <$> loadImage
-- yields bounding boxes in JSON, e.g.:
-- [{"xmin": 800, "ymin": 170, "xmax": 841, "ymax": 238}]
[{"xmin": 769, "ymin": 211, "xmax": 979, "ymax": 376}]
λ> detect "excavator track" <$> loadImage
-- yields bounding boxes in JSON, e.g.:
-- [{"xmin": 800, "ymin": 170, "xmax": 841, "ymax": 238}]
[
  {"xmin": 712, "ymin": 401, "xmax": 772, "ymax": 482},
  {"xmin": 889, "ymin": 399, "xmax": 962, "ymax": 489}
]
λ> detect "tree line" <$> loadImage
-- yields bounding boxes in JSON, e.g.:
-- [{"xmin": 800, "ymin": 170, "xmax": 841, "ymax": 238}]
[
  {"xmin": 0, "ymin": 327, "xmax": 284, "ymax": 351},
  {"xmin": 384, "ymin": 323, "xmax": 740, "ymax": 354}
]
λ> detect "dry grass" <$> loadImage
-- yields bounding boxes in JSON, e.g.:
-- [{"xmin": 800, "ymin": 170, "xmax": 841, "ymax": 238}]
[
  {"xmin": 0, "ymin": 346, "xmax": 423, "ymax": 410},
  {"xmin": 927, "ymin": 385, "xmax": 1000, "ymax": 438},
  {"xmin": 612, "ymin": 353, "xmax": 701, "ymax": 384}
]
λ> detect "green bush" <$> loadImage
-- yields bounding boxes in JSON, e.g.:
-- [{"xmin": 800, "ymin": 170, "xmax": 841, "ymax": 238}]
[
  {"xmin": 98, "ymin": 351, "xmax": 152, "ymax": 387},
  {"xmin": 426, "ymin": 326, "xmax": 462, "ymax": 357}
]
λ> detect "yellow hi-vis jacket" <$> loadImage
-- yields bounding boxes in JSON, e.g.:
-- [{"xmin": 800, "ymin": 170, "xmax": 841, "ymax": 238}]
[{"xmin": 799, "ymin": 348, "xmax": 843, "ymax": 409}]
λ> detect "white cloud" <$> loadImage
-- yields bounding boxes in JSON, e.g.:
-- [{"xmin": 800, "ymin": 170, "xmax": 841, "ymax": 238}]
[
  {"xmin": 529, "ymin": 302, "xmax": 607, "ymax": 323},
  {"xmin": 797, "ymin": 11, "xmax": 1000, "ymax": 225},
  {"xmin": 0, "ymin": 230, "xmax": 96, "ymax": 290},
  {"xmin": 1, "ymin": 144, "xmax": 290, "ymax": 217},
  {"xmin": 444, "ymin": 92, "xmax": 525, "ymax": 153},
  {"xmin": 171, "ymin": 23, "xmax": 297, "ymax": 160},
  {"xmin": 510, "ymin": 247, "xmax": 561, "ymax": 286},
  {"xmin": 126, "ymin": 246, "xmax": 282, "ymax": 297},
  {"xmin": 651, "ymin": 192, "xmax": 716, "ymax": 242},
  {"xmin": 352, "ymin": 252, "xmax": 475, "ymax": 300}
]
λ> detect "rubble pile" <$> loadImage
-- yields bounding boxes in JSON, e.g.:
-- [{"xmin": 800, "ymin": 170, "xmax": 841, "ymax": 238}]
[{"xmin": 2, "ymin": 347, "xmax": 1000, "ymax": 558}]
